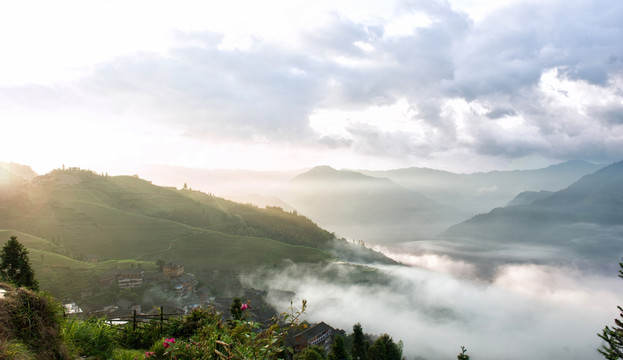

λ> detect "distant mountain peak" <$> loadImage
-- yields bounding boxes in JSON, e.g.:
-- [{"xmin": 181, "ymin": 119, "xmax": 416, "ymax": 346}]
[
  {"xmin": 307, "ymin": 165, "xmax": 338, "ymax": 173},
  {"xmin": 293, "ymin": 166, "xmax": 373, "ymax": 183}
]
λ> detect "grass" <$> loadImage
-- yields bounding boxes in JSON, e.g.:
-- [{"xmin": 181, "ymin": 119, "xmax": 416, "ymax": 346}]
[
  {"xmin": 0, "ymin": 230, "xmax": 58, "ymax": 252},
  {"xmin": 0, "ymin": 284, "xmax": 69, "ymax": 359},
  {"xmin": 0, "ymin": 169, "xmax": 336, "ymax": 297}
]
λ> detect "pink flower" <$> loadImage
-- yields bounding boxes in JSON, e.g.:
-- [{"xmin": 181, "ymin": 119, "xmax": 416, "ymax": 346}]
[
  {"xmin": 163, "ymin": 338, "xmax": 176, "ymax": 348},
  {"xmin": 241, "ymin": 303, "xmax": 249, "ymax": 311},
  {"xmin": 144, "ymin": 351, "xmax": 155, "ymax": 358}
]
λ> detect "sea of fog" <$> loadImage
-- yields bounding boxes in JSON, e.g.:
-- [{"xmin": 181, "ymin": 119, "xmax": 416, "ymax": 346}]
[{"xmin": 247, "ymin": 245, "xmax": 622, "ymax": 360}]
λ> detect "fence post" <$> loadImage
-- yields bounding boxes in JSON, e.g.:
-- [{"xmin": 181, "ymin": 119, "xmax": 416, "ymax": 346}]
[
  {"xmin": 133, "ymin": 309, "xmax": 137, "ymax": 331},
  {"xmin": 160, "ymin": 306, "xmax": 164, "ymax": 333}
]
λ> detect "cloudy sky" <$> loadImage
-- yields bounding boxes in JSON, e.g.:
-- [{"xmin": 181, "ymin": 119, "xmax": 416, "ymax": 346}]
[{"xmin": 1, "ymin": 0, "xmax": 622, "ymax": 175}]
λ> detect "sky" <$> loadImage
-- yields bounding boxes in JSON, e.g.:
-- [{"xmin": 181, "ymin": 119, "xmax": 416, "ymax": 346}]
[{"xmin": 1, "ymin": 0, "xmax": 623, "ymax": 175}]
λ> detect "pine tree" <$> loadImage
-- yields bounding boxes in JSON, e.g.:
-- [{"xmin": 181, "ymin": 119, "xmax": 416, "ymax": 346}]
[
  {"xmin": 367, "ymin": 334, "xmax": 402, "ymax": 360},
  {"xmin": 598, "ymin": 261, "xmax": 623, "ymax": 359},
  {"xmin": 0, "ymin": 236, "xmax": 38, "ymax": 290},
  {"xmin": 351, "ymin": 323, "xmax": 368, "ymax": 360},
  {"xmin": 329, "ymin": 335, "xmax": 349, "ymax": 360}
]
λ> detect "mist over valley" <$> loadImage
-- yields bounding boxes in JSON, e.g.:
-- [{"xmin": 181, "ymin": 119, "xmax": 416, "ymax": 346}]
[
  {"xmin": 2, "ymin": 1, "xmax": 623, "ymax": 357},
  {"xmin": 2, "ymin": 159, "xmax": 622, "ymax": 359}
]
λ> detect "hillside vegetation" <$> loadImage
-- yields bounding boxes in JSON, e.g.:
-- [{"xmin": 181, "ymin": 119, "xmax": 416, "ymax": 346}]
[{"xmin": 0, "ymin": 168, "xmax": 348, "ymax": 296}]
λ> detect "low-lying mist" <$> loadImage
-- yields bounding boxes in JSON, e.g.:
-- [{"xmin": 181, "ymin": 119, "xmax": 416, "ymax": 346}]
[{"xmin": 246, "ymin": 255, "xmax": 622, "ymax": 360}]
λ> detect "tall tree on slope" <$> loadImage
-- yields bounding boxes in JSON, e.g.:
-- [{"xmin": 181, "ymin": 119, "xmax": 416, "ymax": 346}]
[
  {"xmin": 0, "ymin": 236, "xmax": 38, "ymax": 290},
  {"xmin": 599, "ymin": 261, "xmax": 623, "ymax": 359},
  {"xmin": 351, "ymin": 323, "xmax": 368, "ymax": 360}
]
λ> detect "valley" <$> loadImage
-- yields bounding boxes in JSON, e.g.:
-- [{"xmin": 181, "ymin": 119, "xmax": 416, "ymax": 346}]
[{"xmin": 1, "ymin": 160, "xmax": 622, "ymax": 360}]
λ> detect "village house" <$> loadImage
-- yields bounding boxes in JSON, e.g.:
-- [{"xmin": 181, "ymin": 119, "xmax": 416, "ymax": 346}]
[
  {"xmin": 294, "ymin": 322, "xmax": 336, "ymax": 352},
  {"xmin": 163, "ymin": 263, "xmax": 184, "ymax": 280},
  {"xmin": 117, "ymin": 269, "xmax": 144, "ymax": 289},
  {"xmin": 63, "ymin": 302, "xmax": 83, "ymax": 316},
  {"xmin": 172, "ymin": 274, "xmax": 197, "ymax": 296}
]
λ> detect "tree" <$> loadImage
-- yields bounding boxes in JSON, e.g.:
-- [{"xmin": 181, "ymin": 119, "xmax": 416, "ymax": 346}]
[
  {"xmin": 328, "ymin": 335, "xmax": 349, "ymax": 360},
  {"xmin": 296, "ymin": 346, "xmax": 326, "ymax": 360},
  {"xmin": 598, "ymin": 261, "xmax": 623, "ymax": 359},
  {"xmin": 156, "ymin": 259, "xmax": 165, "ymax": 271},
  {"xmin": 0, "ymin": 236, "xmax": 38, "ymax": 290},
  {"xmin": 351, "ymin": 323, "xmax": 369, "ymax": 360},
  {"xmin": 367, "ymin": 334, "xmax": 402, "ymax": 360},
  {"xmin": 457, "ymin": 346, "xmax": 470, "ymax": 360}
]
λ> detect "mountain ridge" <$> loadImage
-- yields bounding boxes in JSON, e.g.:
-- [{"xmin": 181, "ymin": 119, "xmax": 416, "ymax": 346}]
[
  {"xmin": 279, "ymin": 166, "xmax": 466, "ymax": 243},
  {"xmin": 443, "ymin": 159, "xmax": 623, "ymax": 241}
]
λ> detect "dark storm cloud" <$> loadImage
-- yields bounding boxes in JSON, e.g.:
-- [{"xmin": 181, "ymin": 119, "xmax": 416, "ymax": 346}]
[
  {"xmin": 449, "ymin": 1, "xmax": 623, "ymax": 96},
  {"xmin": 590, "ymin": 105, "xmax": 623, "ymax": 125}
]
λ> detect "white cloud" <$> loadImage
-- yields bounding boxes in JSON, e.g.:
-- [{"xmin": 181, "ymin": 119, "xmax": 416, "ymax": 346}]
[
  {"xmin": 1, "ymin": 0, "xmax": 623, "ymax": 173},
  {"xmin": 250, "ymin": 261, "xmax": 622, "ymax": 360}
]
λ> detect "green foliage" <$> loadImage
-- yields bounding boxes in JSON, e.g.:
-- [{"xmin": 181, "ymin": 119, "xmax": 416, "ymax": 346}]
[
  {"xmin": 230, "ymin": 297, "xmax": 244, "ymax": 321},
  {"xmin": 296, "ymin": 346, "xmax": 326, "ymax": 360},
  {"xmin": 0, "ymin": 236, "xmax": 38, "ymax": 290},
  {"xmin": 115, "ymin": 322, "xmax": 162, "ymax": 350},
  {"xmin": 0, "ymin": 340, "xmax": 35, "ymax": 360},
  {"xmin": 351, "ymin": 323, "xmax": 369, "ymax": 360},
  {"xmin": 457, "ymin": 346, "xmax": 470, "ymax": 360},
  {"xmin": 328, "ymin": 335, "xmax": 349, "ymax": 360},
  {"xmin": 367, "ymin": 334, "xmax": 402, "ymax": 360},
  {"xmin": 0, "ymin": 169, "xmax": 333, "ymax": 298},
  {"xmin": 141, "ymin": 300, "xmax": 308, "ymax": 360},
  {"xmin": 0, "ymin": 284, "xmax": 67, "ymax": 359},
  {"xmin": 598, "ymin": 261, "xmax": 623, "ymax": 359},
  {"xmin": 111, "ymin": 348, "xmax": 145, "ymax": 360},
  {"xmin": 63, "ymin": 317, "xmax": 117, "ymax": 359},
  {"xmin": 164, "ymin": 306, "xmax": 221, "ymax": 339}
]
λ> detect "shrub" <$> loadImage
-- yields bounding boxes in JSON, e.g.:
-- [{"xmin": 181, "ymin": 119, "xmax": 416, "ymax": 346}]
[
  {"xmin": 63, "ymin": 317, "xmax": 117, "ymax": 359},
  {"xmin": 164, "ymin": 306, "xmax": 220, "ymax": 339},
  {"xmin": 142, "ymin": 300, "xmax": 308, "ymax": 360},
  {"xmin": 111, "ymin": 348, "xmax": 145, "ymax": 360},
  {"xmin": 115, "ymin": 322, "xmax": 162, "ymax": 350},
  {"xmin": 0, "ymin": 283, "xmax": 68, "ymax": 359}
]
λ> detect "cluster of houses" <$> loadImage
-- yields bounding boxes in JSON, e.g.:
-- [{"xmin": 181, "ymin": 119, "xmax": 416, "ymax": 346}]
[
  {"xmin": 63, "ymin": 262, "xmax": 344, "ymax": 355},
  {"xmin": 63, "ymin": 262, "xmax": 205, "ymax": 318},
  {"xmin": 97, "ymin": 263, "xmax": 198, "ymax": 296}
]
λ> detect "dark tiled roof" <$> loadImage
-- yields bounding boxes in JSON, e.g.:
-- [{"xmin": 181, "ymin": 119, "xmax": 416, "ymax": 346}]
[{"xmin": 296, "ymin": 322, "xmax": 334, "ymax": 341}]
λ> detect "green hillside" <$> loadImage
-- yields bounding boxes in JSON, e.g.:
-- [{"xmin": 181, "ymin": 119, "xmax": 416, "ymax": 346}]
[
  {"xmin": 0, "ymin": 235, "xmax": 161, "ymax": 299},
  {"xmin": 0, "ymin": 168, "xmax": 340, "ymax": 296}
]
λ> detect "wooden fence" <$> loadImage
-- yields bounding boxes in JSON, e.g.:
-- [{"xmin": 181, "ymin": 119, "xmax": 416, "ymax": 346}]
[
  {"xmin": 64, "ymin": 306, "xmax": 185, "ymax": 331},
  {"xmin": 106, "ymin": 306, "xmax": 184, "ymax": 331}
]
